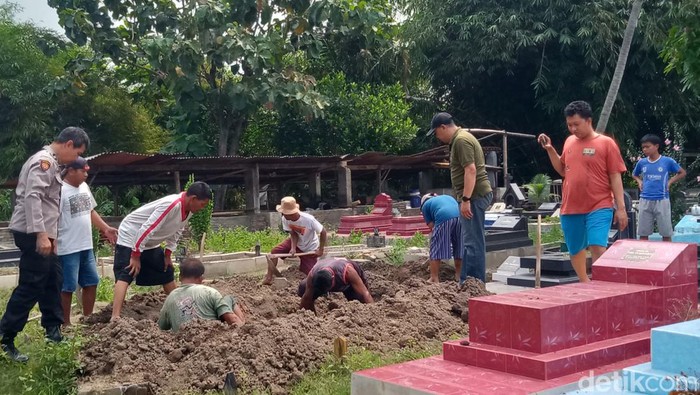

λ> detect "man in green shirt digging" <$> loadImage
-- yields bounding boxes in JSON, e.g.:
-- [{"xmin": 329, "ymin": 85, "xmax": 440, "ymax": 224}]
[{"xmin": 158, "ymin": 258, "xmax": 245, "ymax": 332}]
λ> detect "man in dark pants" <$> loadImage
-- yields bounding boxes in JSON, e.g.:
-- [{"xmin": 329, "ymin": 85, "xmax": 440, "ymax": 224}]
[
  {"xmin": 427, "ymin": 113, "xmax": 493, "ymax": 284},
  {"xmin": 0, "ymin": 127, "xmax": 89, "ymax": 362}
]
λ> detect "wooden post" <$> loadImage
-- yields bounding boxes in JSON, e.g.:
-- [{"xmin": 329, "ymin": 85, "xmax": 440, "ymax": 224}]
[
  {"xmin": 376, "ymin": 169, "xmax": 382, "ymax": 193},
  {"xmin": 337, "ymin": 164, "xmax": 352, "ymax": 208},
  {"xmin": 112, "ymin": 186, "xmax": 121, "ymax": 217},
  {"xmin": 535, "ymin": 214, "xmax": 542, "ymax": 289},
  {"xmin": 309, "ymin": 171, "xmax": 322, "ymax": 206},
  {"xmin": 97, "ymin": 247, "xmax": 104, "ymax": 278},
  {"xmin": 333, "ymin": 336, "xmax": 348, "ymax": 360},
  {"xmin": 174, "ymin": 171, "xmax": 181, "ymax": 192},
  {"xmin": 199, "ymin": 232, "xmax": 207, "ymax": 259},
  {"xmin": 244, "ymin": 164, "xmax": 261, "ymax": 213},
  {"xmin": 502, "ymin": 133, "xmax": 508, "ymax": 187}
]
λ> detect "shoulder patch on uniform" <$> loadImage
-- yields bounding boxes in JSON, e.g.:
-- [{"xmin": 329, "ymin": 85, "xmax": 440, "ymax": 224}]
[{"xmin": 39, "ymin": 160, "xmax": 51, "ymax": 171}]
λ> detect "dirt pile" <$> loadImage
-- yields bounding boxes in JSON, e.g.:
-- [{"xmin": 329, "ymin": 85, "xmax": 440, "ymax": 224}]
[{"xmin": 79, "ymin": 260, "xmax": 492, "ymax": 394}]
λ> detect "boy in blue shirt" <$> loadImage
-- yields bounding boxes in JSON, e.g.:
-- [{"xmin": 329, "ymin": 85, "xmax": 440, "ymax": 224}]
[
  {"xmin": 632, "ymin": 134, "xmax": 686, "ymax": 241},
  {"xmin": 420, "ymin": 194, "xmax": 462, "ymax": 283}
]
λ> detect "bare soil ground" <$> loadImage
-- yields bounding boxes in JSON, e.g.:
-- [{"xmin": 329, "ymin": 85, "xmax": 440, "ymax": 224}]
[{"xmin": 79, "ymin": 260, "xmax": 492, "ymax": 394}]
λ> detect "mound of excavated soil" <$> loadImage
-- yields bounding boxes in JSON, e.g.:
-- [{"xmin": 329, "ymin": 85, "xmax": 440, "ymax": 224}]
[{"xmin": 79, "ymin": 260, "xmax": 492, "ymax": 394}]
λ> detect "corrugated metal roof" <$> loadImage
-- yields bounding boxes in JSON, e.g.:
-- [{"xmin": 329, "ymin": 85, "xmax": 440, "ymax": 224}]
[
  {"xmin": 2, "ymin": 147, "xmax": 502, "ymax": 188},
  {"xmin": 86, "ymin": 151, "xmax": 350, "ymax": 167}
]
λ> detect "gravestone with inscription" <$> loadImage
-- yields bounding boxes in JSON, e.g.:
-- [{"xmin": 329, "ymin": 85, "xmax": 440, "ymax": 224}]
[{"xmin": 593, "ymin": 239, "xmax": 697, "ymax": 287}]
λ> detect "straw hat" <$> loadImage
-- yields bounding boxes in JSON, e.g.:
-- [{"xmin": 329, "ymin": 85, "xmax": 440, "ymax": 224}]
[{"xmin": 276, "ymin": 196, "xmax": 300, "ymax": 215}]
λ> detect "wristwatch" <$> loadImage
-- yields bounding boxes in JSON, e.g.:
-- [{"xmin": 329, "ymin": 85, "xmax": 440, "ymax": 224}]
[{"xmin": 461, "ymin": 196, "xmax": 471, "ymax": 202}]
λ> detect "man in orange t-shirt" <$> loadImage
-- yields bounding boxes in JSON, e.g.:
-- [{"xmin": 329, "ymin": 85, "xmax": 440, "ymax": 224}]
[{"xmin": 538, "ymin": 101, "xmax": 628, "ymax": 282}]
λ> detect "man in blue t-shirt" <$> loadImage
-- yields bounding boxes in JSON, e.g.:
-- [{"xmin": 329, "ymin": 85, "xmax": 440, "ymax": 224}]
[
  {"xmin": 420, "ymin": 194, "xmax": 462, "ymax": 283},
  {"xmin": 632, "ymin": 134, "xmax": 686, "ymax": 241}
]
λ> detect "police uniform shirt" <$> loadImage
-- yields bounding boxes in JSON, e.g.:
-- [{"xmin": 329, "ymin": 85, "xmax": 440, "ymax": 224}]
[{"xmin": 9, "ymin": 146, "xmax": 63, "ymax": 239}]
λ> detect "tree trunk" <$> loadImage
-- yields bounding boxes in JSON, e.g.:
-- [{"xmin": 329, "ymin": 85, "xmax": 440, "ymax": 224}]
[
  {"xmin": 218, "ymin": 121, "xmax": 229, "ymax": 156},
  {"xmin": 215, "ymin": 115, "xmax": 232, "ymax": 211},
  {"xmin": 213, "ymin": 115, "xmax": 247, "ymax": 211},
  {"xmin": 597, "ymin": 0, "xmax": 644, "ymax": 135},
  {"xmin": 228, "ymin": 117, "xmax": 246, "ymax": 156}
]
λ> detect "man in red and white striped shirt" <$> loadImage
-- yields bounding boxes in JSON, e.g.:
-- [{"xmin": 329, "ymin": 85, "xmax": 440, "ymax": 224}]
[{"xmin": 111, "ymin": 182, "xmax": 212, "ymax": 320}]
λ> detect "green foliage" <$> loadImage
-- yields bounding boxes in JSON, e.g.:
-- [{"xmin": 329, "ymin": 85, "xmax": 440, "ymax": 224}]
[
  {"xmin": 243, "ymin": 72, "xmax": 418, "ymax": 156},
  {"xmin": 96, "ymin": 276, "xmax": 115, "ymax": 303},
  {"xmin": 0, "ymin": 5, "xmax": 169, "ymax": 182},
  {"xmin": 402, "ymin": 0, "xmax": 700, "ymax": 181},
  {"xmin": 0, "ymin": 189, "xmax": 12, "ymax": 221},
  {"xmin": 662, "ymin": 2, "xmax": 700, "ymax": 93},
  {"xmin": 290, "ymin": 344, "xmax": 441, "ymax": 395},
  {"xmin": 542, "ymin": 215, "xmax": 561, "ymax": 224},
  {"xmin": 0, "ymin": 4, "xmax": 63, "ymax": 179},
  {"xmin": 0, "ymin": 289, "xmax": 83, "ymax": 395},
  {"xmin": 16, "ymin": 335, "xmax": 83, "ymax": 395},
  {"xmin": 406, "ymin": 232, "xmax": 428, "ymax": 248},
  {"xmin": 205, "ymin": 227, "xmax": 287, "ymax": 254},
  {"xmin": 348, "ymin": 229, "xmax": 364, "ymax": 244},
  {"xmin": 92, "ymin": 185, "xmax": 171, "ymax": 217},
  {"xmin": 184, "ymin": 174, "xmax": 214, "ymax": 243},
  {"xmin": 50, "ymin": 0, "xmax": 396, "ymax": 157},
  {"xmin": 525, "ymin": 174, "xmax": 556, "ymax": 205},
  {"xmin": 529, "ymin": 224, "xmax": 564, "ymax": 245},
  {"xmin": 53, "ymin": 80, "xmax": 170, "ymax": 154},
  {"xmin": 385, "ymin": 238, "xmax": 407, "ymax": 265}
]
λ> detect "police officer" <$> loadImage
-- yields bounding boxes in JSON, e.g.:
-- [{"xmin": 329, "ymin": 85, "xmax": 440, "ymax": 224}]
[{"xmin": 0, "ymin": 127, "xmax": 89, "ymax": 362}]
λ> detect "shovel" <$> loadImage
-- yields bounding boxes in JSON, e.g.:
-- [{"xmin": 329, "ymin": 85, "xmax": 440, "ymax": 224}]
[{"xmin": 265, "ymin": 251, "xmax": 318, "ymax": 278}]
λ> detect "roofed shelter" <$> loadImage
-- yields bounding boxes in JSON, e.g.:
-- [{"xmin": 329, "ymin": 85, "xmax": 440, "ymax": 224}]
[{"xmin": 0, "ymin": 128, "xmax": 538, "ymax": 214}]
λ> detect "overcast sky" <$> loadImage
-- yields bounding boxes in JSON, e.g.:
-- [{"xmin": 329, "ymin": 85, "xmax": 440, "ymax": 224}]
[{"xmin": 15, "ymin": 0, "xmax": 62, "ymax": 32}]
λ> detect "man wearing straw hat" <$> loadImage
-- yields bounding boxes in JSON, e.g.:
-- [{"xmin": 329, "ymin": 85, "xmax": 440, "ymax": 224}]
[
  {"xmin": 263, "ymin": 196, "xmax": 327, "ymax": 285},
  {"xmin": 57, "ymin": 157, "xmax": 117, "ymax": 326}
]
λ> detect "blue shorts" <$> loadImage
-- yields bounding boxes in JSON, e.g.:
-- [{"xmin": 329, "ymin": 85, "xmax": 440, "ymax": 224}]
[
  {"xmin": 560, "ymin": 208, "xmax": 613, "ymax": 255},
  {"xmin": 58, "ymin": 249, "xmax": 100, "ymax": 292}
]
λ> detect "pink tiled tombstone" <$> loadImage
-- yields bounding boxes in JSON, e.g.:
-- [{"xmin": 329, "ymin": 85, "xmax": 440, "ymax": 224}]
[{"xmin": 447, "ymin": 240, "xmax": 697, "ymax": 381}]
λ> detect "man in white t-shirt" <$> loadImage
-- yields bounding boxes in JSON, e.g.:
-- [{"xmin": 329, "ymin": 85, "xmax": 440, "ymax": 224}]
[
  {"xmin": 57, "ymin": 157, "xmax": 117, "ymax": 325},
  {"xmin": 263, "ymin": 196, "xmax": 327, "ymax": 285}
]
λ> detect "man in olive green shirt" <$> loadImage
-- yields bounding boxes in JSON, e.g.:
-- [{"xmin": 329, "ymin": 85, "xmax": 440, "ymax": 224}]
[
  {"xmin": 158, "ymin": 258, "xmax": 245, "ymax": 332},
  {"xmin": 427, "ymin": 112, "xmax": 493, "ymax": 283}
]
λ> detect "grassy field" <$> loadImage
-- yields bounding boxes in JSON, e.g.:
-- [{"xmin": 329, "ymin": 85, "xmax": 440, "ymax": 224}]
[{"xmin": 0, "ymin": 289, "xmax": 83, "ymax": 395}]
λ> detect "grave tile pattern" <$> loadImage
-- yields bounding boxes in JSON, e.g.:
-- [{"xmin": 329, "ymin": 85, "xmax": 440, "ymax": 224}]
[{"xmin": 353, "ymin": 241, "xmax": 698, "ymax": 394}]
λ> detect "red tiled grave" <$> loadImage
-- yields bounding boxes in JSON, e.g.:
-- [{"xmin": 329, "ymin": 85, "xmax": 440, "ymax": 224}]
[
  {"xmin": 467, "ymin": 281, "xmax": 656, "ymax": 354},
  {"xmin": 386, "ymin": 216, "xmax": 431, "ymax": 236},
  {"xmin": 443, "ymin": 331, "xmax": 650, "ymax": 380},
  {"xmin": 337, "ymin": 193, "xmax": 394, "ymax": 234},
  {"xmin": 592, "ymin": 240, "xmax": 698, "ymax": 286},
  {"xmin": 354, "ymin": 354, "xmax": 652, "ymax": 395}
]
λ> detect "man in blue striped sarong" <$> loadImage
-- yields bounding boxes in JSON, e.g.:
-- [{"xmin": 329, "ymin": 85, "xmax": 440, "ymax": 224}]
[{"xmin": 420, "ymin": 193, "xmax": 463, "ymax": 283}]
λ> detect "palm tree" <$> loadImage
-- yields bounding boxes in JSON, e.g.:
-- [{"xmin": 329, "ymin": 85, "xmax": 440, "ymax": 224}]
[
  {"xmin": 525, "ymin": 174, "xmax": 555, "ymax": 205},
  {"xmin": 597, "ymin": 0, "xmax": 644, "ymax": 134}
]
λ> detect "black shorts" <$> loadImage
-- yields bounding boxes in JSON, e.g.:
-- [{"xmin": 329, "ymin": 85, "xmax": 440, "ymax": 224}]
[{"xmin": 113, "ymin": 244, "xmax": 174, "ymax": 286}]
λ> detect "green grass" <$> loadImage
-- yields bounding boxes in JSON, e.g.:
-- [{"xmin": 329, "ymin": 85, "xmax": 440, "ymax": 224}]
[
  {"xmin": 203, "ymin": 226, "xmax": 288, "ymax": 253},
  {"xmin": 290, "ymin": 343, "xmax": 441, "ymax": 395},
  {"xmin": 96, "ymin": 273, "xmax": 176, "ymax": 303},
  {"xmin": 529, "ymin": 225, "xmax": 564, "ymax": 245},
  {"xmin": 0, "ymin": 289, "xmax": 83, "ymax": 395}
]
